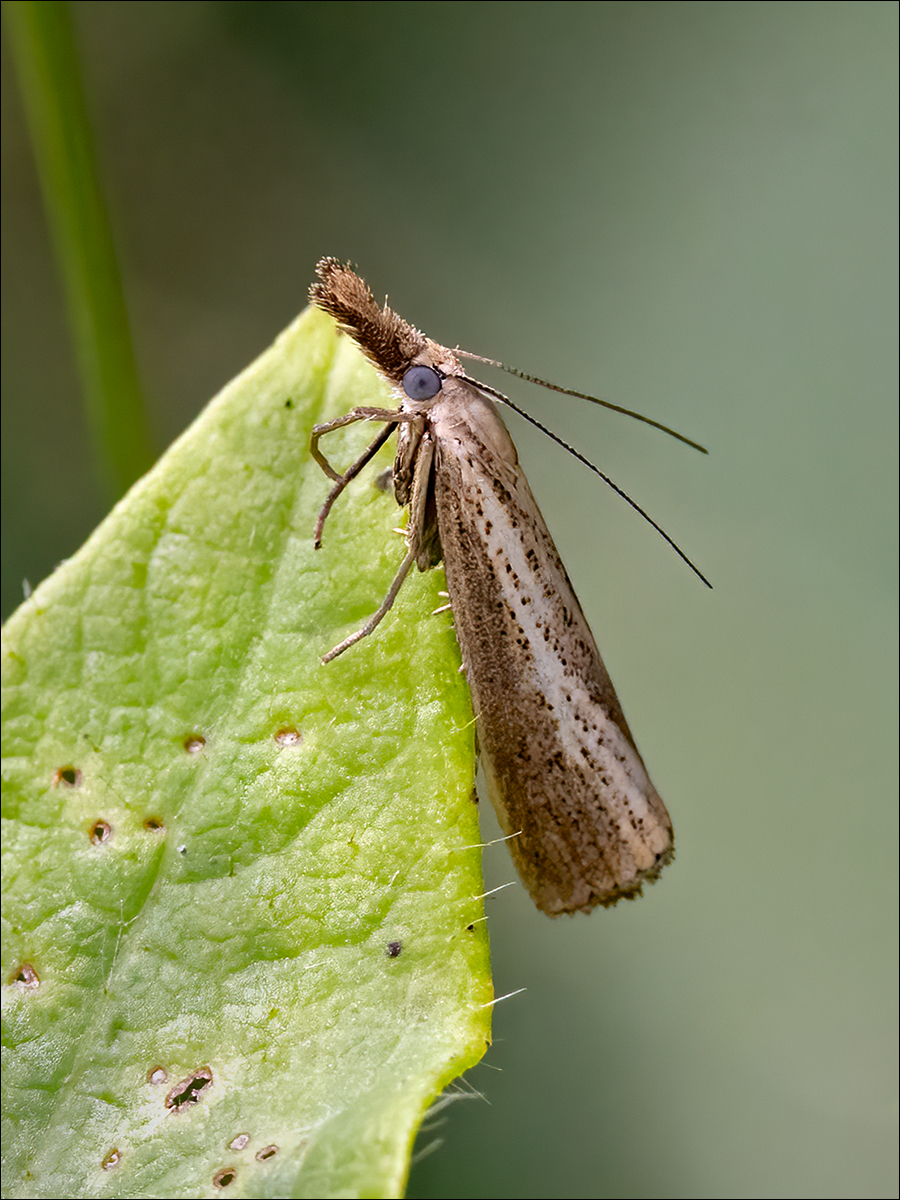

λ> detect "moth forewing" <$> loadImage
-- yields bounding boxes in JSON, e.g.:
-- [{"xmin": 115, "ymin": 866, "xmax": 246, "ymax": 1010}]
[
  {"xmin": 427, "ymin": 378, "xmax": 673, "ymax": 914},
  {"xmin": 310, "ymin": 258, "xmax": 675, "ymax": 916}
]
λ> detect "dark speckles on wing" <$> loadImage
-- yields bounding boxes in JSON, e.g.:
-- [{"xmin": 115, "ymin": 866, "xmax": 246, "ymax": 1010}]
[{"xmin": 428, "ymin": 383, "xmax": 673, "ymax": 915}]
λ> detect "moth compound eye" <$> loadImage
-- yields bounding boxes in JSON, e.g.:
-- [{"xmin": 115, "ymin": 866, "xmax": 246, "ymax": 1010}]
[{"xmin": 402, "ymin": 365, "xmax": 442, "ymax": 400}]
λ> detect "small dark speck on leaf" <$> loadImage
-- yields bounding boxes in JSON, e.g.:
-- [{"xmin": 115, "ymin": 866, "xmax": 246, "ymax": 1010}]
[
  {"xmin": 256, "ymin": 1144, "xmax": 279, "ymax": 1161},
  {"xmin": 54, "ymin": 765, "xmax": 81, "ymax": 787},
  {"xmin": 89, "ymin": 821, "xmax": 111, "ymax": 845},
  {"xmin": 144, "ymin": 816, "xmax": 164, "ymax": 830},
  {"xmin": 386, "ymin": 941, "xmax": 402, "ymax": 958}
]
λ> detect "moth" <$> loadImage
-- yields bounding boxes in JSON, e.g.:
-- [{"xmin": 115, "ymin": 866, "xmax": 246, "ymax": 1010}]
[{"xmin": 309, "ymin": 258, "xmax": 706, "ymax": 916}]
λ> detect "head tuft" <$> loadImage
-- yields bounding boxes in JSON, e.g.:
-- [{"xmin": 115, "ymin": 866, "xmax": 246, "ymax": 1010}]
[{"xmin": 310, "ymin": 258, "xmax": 425, "ymax": 383}]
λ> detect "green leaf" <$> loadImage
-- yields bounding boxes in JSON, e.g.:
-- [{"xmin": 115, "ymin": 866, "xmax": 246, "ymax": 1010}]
[{"xmin": 1, "ymin": 306, "xmax": 491, "ymax": 1200}]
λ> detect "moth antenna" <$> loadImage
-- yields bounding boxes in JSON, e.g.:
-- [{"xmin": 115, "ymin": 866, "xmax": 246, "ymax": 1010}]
[
  {"xmin": 459, "ymin": 375, "xmax": 712, "ymax": 589},
  {"xmin": 457, "ymin": 351, "xmax": 707, "ymax": 454}
]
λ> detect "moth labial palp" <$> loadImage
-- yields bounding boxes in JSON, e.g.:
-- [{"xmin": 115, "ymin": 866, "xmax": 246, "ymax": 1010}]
[{"xmin": 309, "ymin": 257, "xmax": 707, "ymax": 916}]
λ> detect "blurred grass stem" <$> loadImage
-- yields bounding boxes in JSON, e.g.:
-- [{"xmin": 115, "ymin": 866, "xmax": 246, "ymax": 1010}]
[{"xmin": 5, "ymin": 0, "xmax": 155, "ymax": 497}]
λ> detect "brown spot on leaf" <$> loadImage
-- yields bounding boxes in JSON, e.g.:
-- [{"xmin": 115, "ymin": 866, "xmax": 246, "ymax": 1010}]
[
  {"xmin": 144, "ymin": 816, "xmax": 164, "ymax": 831},
  {"xmin": 147, "ymin": 1066, "xmax": 167, "ymax": 1085},
  {"xmin": 213, "ymin": 1167, "xmax": 237, "ymax": 1188},
  {"xmin": 101, "ymin": 1148, "xmax": 121, "ymax": 1170},
  {"xmin": 183, "ymin": 735, "xmax": 205, "ymax": 754},
  {"xmin": 256, "ymin": 1144, "xmax": 279, "ymax": 1161},
  {"xmin": 228, "ymin": 1134, "xmax": 250, "ymax": 1151},
  {"xmin": 54, "ymin": 766, "xmax": 81, "ymax": 787},
  {"xmin": 386, "ymin": 941, "xmax": 402, "ymax": 958},
  {"xmin": 165, "ymin": 1066, "xmax": 213, "ymax": 1111},
  {"xmin": 274, "ymin": 727, "xmax": 302, "ymax": 747},
  {"xmin": 89, "ymin": 821, "xmax": 111, "ymax": 845},
  {"xmin": 9, "ymin": 962, "xmax": 40, "ymax": 989}
]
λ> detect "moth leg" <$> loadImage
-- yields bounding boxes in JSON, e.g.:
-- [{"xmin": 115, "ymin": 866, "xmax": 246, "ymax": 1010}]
[
  {"xmin": 322, "ymin": 434, "xmax": 436, "ymax": 664},
  {"xmin": 322, "ymin": 549, "xmax": 417, "ymax": 663},
  {"xmin": 313, "ymin": 422, "xmax": 395, "ymax": 548},
  {"xmin": 403, "ymin": 434, "xmax": 439, "ymax": 569},
  {"xmin": 311, "ymin": 408, "xmax": 426, "ymax": 545},
  {"xmin": 311, "ymin": 406, "xmax": 403, "ymax": 481}
]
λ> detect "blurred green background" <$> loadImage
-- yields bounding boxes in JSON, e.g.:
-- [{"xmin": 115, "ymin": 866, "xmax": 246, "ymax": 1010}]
[{"xmin": 2, "ymin": 3, "xmax": 896, "ymax": 1198}]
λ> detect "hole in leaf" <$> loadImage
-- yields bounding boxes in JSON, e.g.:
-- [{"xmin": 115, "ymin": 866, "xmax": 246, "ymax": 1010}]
[
  {"xmin": 228, "ymin": 1134, "xmax": 250, "ymax": 1151},
  {"xmin": 165, "ymin": 1067, "xmax": 213, "ymax": 1111},
  {"xmin": 274, "ymin": 727, "xmax": 302, "ymax": 747},
  {"xmin": 183, "ymin": 735, "xmax": 206, "ymax": 754},
  {"xmin": 9, "ymin": 962, "xmax": 40, "ymax": 989},
  {"xmin": 386, "ymin": 941, "xmax": 402, "ymax": 958},
  {"xmin": 54, "ymin": 766, "xmax": 81, "ymax": 787},
  {"xmin": 144, "ymin": 816, "xmax": 164, "ymax": 831},
  {"xmin": 213, "ymin": 1168, "xmax": 237, "ymax": 1189},
  {"xmin": 256, "ymin": 1144, "xmax": 279, "ymax": 1162},
  {"xmin": 101, "ymin": 1148, "xmax": 121, "ymax": 1171},
  {"xmin": 89, "ymin": 821, "xmax": 112, "ymax": 845},
  {"xmin": 147, "ymin": 1067, "xmax": 168, "ymax": 1085}
]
